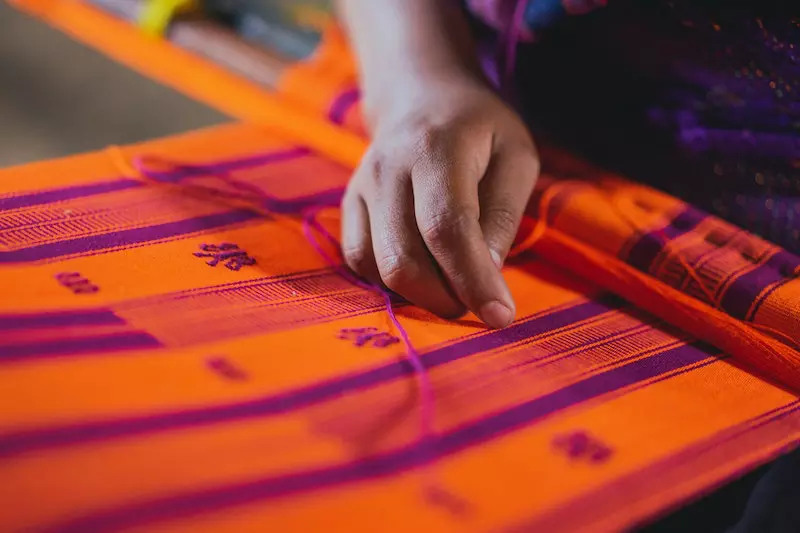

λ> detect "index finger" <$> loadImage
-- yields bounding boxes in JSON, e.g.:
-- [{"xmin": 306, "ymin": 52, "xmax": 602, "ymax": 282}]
[{"xmin": 412, "ymin": 152, "xmax": 516, "ymax": 329}]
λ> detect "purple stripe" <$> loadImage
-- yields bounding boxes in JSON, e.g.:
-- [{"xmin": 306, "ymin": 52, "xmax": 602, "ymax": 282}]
[
  {"xmin": 507, "ymin": 400, "xmax": 799, "ymax": 533},
  {"xmin": 625, "ymin": 207, "xmax": 707, "ymax": 272},
  {"xmin": 0, "ymin": 148, "xmax": 309, "ymax": 210},
  {"xmin": 266, "ymin": 188, "xmax": 343, "ymax": 214},
  {"xmin": 0, "ymin": 296, "xmax": 622, "ymax": 458},
  {"xmin": 0, "ymin": 181, "xmax": 140, "ymax": 211},
  {"xmin": 421, "ymin": 295, "xmax": 625, "ymax": 367},
  {"xmin": 719, "ymin": 250, "xmax": 800, "ymax": 320},
  {"xmin": 0, "ymin": 331, "xmax": 162, "ymax": 362},
  {"xmin": 0, "ymin": 210, "xmax": 259, "ymax": 263},
  {"xmin": 42, "ymin": 341, "xmax": 714, "ymax": 533},
  {"xmin": 142, "ymin": 147, "xmax": 312, "ymax": 183},
  {"xmin": 0, "ymin": 309, "xmax": 124, "ymax": 330},
  {"xmin": 327, "ymin": 88, "xmax": 360, "ymax": 125}
]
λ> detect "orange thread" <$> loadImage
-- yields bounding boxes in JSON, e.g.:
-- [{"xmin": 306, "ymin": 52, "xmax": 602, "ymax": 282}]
[
  {"xmin": 609, "ymin": 194, "xmax": 721, "ymax": 307},
  {"xmin": 507, "ymin": 181, "xmax": 572, "ymax": 259},
  {"xmin": 509, "ymin": 180, "xmax": 800, "ymax": 392}
]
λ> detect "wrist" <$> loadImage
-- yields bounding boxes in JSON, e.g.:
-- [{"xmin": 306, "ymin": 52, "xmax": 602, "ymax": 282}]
[{"xmin": 361, "ymin": 63, "xmax": 488, "ymax": 132}]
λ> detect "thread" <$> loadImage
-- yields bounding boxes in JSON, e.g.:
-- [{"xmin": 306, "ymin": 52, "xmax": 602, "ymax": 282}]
[
  {"xmin": 301, "ymin": 208, "xmax": 437, "ymax": 466},
  {"xmin": 507, "ymin": 180, "xmax": 572, "ymax": 259},
  {"xmin": 508, "ymin": 180, "xmax": 800, "ymax": 392},
  {"xmin": 502, "ymin": 0, "xmax": 528, "ymax": 90},
  {"xmin": 109, "ymin": 147, "xmax": 440, "ymax": 495},
  {"xmin": 610, "ymin": 193, "xmax": 800, "ymax": 348}
]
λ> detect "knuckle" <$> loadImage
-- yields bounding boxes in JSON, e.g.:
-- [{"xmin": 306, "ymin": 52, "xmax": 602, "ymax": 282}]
[
  {"xmin": 377, "ymin": 251, "xmax": 418, "ymax": 291},
  {"xmin": 513, "ymin": 146, "xmax": 542, "ymax": 181},
  {"xmin": 356, "ymin": 151, "xmax": 409, "ymax": 191},
  {"xmin": 484, "ymin": 204, "xmax": 520, "ymax": 236},
  {"xmin": 413, "ymin": 125, "xmax": 449, "ymax": 159},
  {"xmin": 369, "ymin": 157, "xmax": 386, "ymax": 186},
  {"xmin": 523, "ymin": 153, "xmax": 541, "ymax": 182},
  {"xmin": 358, "ymin": 154, "xmax": 386, "ymax": 188},
  {"xmin": 420, "ymin": 209, "xmax": 471, "ymax": 244},
  {"xmin": 342, "ymin": 243, "xmax": 373, "ymax": 275}
]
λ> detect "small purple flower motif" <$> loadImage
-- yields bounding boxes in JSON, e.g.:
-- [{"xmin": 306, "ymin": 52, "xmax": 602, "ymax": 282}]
[
  {"xmin": 194, "ymin": 243, "xmax": 256, "ymax": 271},
  {"xmin": 338, "ymin": 327, "xmax": 400, "ymax": 348},
  {"xmin": 55, "ymin": 272, "xmax": 99, "ymax": 294},
  {"xmin": 424, "ymin": 485, "xmax": 471, "ymax": 516},
  {"xmin": 206, "ymin": 357, "xmax": 249, "ymax": 381},
  {"xmin": 552, "ymin": 431, "xmax": 614, "ymax": 464}
]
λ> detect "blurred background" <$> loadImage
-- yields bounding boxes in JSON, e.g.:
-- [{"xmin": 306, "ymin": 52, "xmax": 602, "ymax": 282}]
[
  {"xmin": 0, "ymin": 1, "xmax": 224, "ymax": 167},
  {"xmin": 0, "ymin": 0, "xmax": 332, "ymax": 167}
]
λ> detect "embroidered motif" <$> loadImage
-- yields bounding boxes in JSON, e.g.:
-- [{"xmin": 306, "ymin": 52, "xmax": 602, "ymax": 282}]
[
  {"xmin": 55, "ymin": 272, "xmax": 99, "ymax": 294},
  {"xmin": 552, "ymin": 431, "xmax": 614, "ymax": 464},
  {"xmin": 194, "ymin": 243, "xmax": 256, "ymax": 271},
  {"xmin": 338, "ymin": 327, "xmax": 400, "ymax": 348},
  {"xmin": 206, "ymin": 357, "xmax": 249, "ymax": 381}
]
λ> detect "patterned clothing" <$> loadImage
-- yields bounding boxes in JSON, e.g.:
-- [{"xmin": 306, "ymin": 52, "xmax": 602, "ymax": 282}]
[
  {"xmin": 466, "ymin": 3, "xmax": 800, "ymax": 531},
  {"xmin": 467, "ymin": 1, "xmax": 800, "ymax": 255}
]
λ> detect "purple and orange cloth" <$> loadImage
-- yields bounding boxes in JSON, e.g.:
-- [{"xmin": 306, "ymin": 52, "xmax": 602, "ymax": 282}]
[{"xmin": 1, "ymin": 1, "xmax": 799, "ymax": 532}]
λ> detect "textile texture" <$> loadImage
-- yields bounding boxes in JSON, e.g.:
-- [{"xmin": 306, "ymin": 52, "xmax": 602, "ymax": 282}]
[
  {"xmin": 468, "ymin": 0, "xmax": 800, "ymax": 252},
  {"xmin": 2, "ymin": 1, "xmax": 800, "ymax": 532}
]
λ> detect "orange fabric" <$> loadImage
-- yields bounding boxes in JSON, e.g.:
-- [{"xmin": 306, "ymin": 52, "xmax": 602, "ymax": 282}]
[{"xmin": 2, "ymin": 3, "xmax": 800, "ymax": 533}]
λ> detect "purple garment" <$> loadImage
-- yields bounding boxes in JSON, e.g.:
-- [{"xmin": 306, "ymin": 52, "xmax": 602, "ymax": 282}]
[
  {"xmin": 467, "ymin": 3, "xmax": 800, "ymax": 531},
  {"xmin": 469, "ymin": 0, "xmax": 800, "ymax": 254},
  {"xmin": 466, "ymin": 0, "xmax": 606, "ymax": 38}
]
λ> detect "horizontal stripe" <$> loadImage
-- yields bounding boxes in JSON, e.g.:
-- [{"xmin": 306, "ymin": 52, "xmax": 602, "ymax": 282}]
[
  {"xmin": 327, "ymin": 88, "xmax": 360, "ymax": 125},
  {"xmin": 0, "ymin": 331, "xmax": 162, "ymax": 363},
  {"xmin": 264, "ymin": 188, "xmax": 343, "ymax": 214},
  {"xmin": 720, "ymin": 249, "xmax": 800, "ymax": 320},
  {"xmin": 0, "ymin": 181, "xmax": 139, "ymax": 211},
  {"xmin": 0, "ymin": 147, "xmax": 309, "ymax": 210},
  {"xmin": 511, "ymin": 400, "xmax": 800, "ymax": 533},
  {"xmin": 141, "ymin": 147, "xmax": 311, "ymax": 183},
  {"xmin": 625, "ymin": 207, "xmax": 707, "ymax": 273},
  {"xmin": 0, "ymin": 296, "xmax": 622, "ymax": 457},
  {"xmin": 0, "ymin": 309, "xmax": 124, "ymax": 330},
  {"xmin": 43, "ymin": 341, "xmax": 715, "ymax": 533},
  {"xmin": 0, "ymin": 210, "xmax": 259, "ymax": 263}
]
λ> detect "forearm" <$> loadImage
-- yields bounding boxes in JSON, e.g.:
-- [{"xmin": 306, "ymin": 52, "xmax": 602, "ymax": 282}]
[{"xmin": 334, "ymin": 0, "xmax": 483, "ymax": 128}]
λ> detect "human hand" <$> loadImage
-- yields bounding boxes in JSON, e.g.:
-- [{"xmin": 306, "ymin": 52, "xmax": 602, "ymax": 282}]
[{"xmin": 341, "ymin": 75, "xmax": 539, "ymax": 328}]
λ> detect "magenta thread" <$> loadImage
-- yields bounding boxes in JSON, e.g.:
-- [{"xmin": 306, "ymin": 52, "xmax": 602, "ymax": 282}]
[
  {"xmin": 301, "ymin": 208, "xmax": 436, "ymax": 459},
  {"xmin": 496, "ymin": 0, "xmax": 529, "ymax": 97},
  {"xmin": 129, "ymin": 154, "xmax": 440, "ymax": 495},
  {"xmin": 505, "ymin": 0, "xmax": 528, "ymax": 87}
]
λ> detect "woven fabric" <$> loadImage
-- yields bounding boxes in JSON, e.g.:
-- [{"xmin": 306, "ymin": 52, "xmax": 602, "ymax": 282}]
[{"xmin": 2, "ymin": 2, "xmax": 799, "ymax": 532}]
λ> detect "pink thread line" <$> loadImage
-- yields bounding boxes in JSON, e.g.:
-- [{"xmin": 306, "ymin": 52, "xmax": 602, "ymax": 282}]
[
  {"xmin": 129, "ymin": 154, "xmax": 438, "ymax": 486},
  {"xmin": 132, "ymin": 155, "xmax": 268, "ymax": 206},
  {"xmin": 301, "ymin": 208, "xmax": 437, "ymax": 457},
  {"xmin": 502, "ymin": 0, "xmax": 529, "ymax": 91}
]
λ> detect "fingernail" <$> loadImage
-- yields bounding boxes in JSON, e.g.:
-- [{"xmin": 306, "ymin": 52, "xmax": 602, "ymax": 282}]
[
  {"xmin": 479, "ymin": 301, "xmax": 515, "ymax": 329},
  {"xmin": 490, "ymin": 249, "xmax": 504, "ymax": 270}
]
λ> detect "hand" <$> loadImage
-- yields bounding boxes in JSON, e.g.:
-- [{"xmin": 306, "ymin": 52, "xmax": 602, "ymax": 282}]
[{"xmin": 341, "ymin": 74, "xmax": 540, "ymax": 328}]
